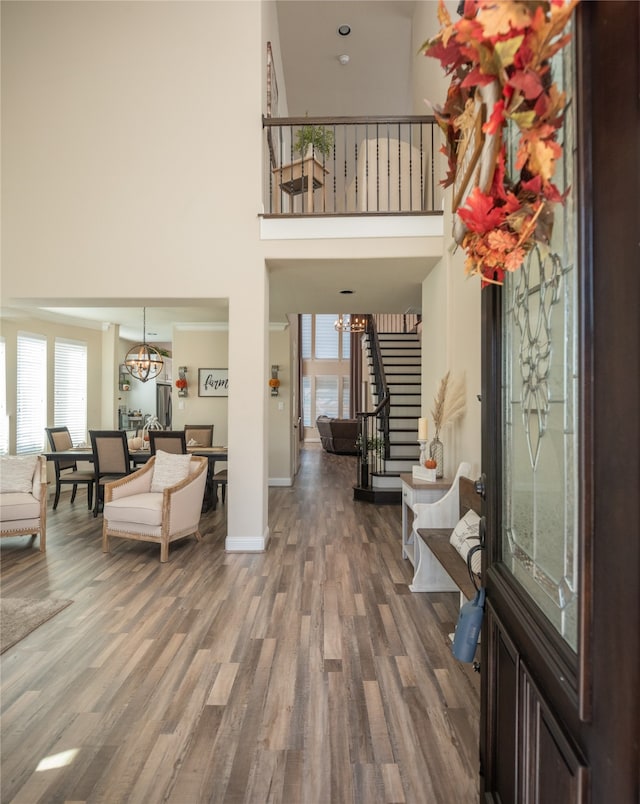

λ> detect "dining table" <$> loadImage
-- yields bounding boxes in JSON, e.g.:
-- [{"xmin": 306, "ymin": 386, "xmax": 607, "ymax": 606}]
[{"xmin": 42, "ymin": 445, "xmax": 228, "ymax": 512}]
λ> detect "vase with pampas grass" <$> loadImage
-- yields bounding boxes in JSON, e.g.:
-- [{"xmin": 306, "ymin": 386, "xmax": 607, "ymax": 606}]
[{"xmin": 430, "ymin": 371, "xmax": 466, "ymax": 477}]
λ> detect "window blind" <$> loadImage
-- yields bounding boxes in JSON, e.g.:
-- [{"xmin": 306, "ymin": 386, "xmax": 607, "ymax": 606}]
[
  {"xmin": 342, "ymin": 376, "xmax": 350, "ymax": 418},
  {"xmin": 302, "ymin": 376, "xmax": 311, "ymax": 427},
  {"xmin": 314, "ymin": 315, "xmax": 339, "ymax": 359},
  {"xmin": 315, "ymin": 375, "xmax": 339, "ymax": 418},
  {"xmin": 301, "ymin": 315, "xmax": 312, "ymax": 360},
  {"xmin": 341, "ymin": 327, "xmax": 351, "ymax": 359},
  {"xmin": 16, "ymin": 333, "xmax": 47, "ymax": 454},
  {"xmin": 301, "ymin": 314, "xmax": 351, "ymax": 430},
  {"xmin": 55, "ymin": 338, "xmax": 88, "ymax": 446}
]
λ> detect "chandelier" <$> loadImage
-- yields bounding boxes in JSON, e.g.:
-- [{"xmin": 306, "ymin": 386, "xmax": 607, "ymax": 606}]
[
  {"xmin": 334, "ymin": 314, "xmax": 367, "ymax": 334},
  {"xmin": 123, "ymin": 308, "xmax": 164, "ymax": 383}
]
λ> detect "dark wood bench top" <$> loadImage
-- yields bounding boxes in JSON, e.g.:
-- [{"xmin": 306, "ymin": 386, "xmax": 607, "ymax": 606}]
[{"xmin": 416, "ymin": 477, "xmax": 482, "ymax": 600}]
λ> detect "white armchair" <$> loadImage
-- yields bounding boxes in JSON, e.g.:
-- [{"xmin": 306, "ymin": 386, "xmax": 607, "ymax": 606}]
[
  {"xmin": 102, "ymin": 454, "xmax": 208, "ymax": 563},
  {"xmin": 409, "ymin": 461, "xmax": 471, "ymax": 592},
  {"xmin": 0, "ymin": 454, "xmax": 47, "ymax": 552}
]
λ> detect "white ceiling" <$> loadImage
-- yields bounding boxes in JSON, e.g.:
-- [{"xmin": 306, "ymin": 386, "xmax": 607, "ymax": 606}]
[
  {"xmin": 268, "ymin": 255, "xmax": 437, "ymax": 318},
  {"xmin": 276, "ymin": 0, "xmax": 416, "ymax": 117},
  {"xmin": 6, "ymin": 1, "xmax": 432, "ymax": 342},
  {"xmin": 0, "ymin": 300, "xmax": 230, "ymax": 343}
]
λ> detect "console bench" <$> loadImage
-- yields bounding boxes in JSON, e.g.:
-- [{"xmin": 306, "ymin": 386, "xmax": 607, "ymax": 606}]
[
  {"xmin": 415, "ymin": 476, "xmax": 482, "ymax": 601},
  {"xmin": 400, "ymin": 472, "xmax": 452, "ymax": 568}
]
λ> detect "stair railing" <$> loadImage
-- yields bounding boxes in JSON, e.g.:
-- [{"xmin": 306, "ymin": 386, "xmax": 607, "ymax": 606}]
[
  {"xmin": 263, "ymin": 115, "xmax": 442, "ymax": 216},
  {"xmin": 356, "ymin": 315, "xmax": 390, "ymax": 489}
]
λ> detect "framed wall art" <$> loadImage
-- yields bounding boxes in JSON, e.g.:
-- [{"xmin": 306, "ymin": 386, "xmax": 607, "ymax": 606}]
[{"xmin": 198, "ymin": 368, "xmax": 229, "ymax": 397}]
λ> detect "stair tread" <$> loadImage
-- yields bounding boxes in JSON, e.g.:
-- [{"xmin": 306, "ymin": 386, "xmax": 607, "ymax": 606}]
[{"xmin": 361, "ymin": 329, "xmax": 422, "ymax": 501}]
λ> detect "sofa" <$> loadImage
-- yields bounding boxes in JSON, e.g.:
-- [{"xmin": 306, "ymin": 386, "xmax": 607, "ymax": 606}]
[
  {"xmin": 316, "ymin": 416, "xmax": 359, "ymax": 455},
  {"xmin": 0, "ymin": 454, "xmax": 47, "ymax": 552}
]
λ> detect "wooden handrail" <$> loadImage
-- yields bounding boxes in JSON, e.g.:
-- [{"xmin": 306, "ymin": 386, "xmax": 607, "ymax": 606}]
[
  {"xmin": 263, "ymin": 114, "xmax": 437, "ymax": 127},
  {"xmin": 356, "ymin": 316, "xmax": 390, "ymax": 489}
]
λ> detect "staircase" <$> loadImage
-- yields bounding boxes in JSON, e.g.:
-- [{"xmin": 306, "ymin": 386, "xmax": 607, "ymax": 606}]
[{"xmin": 354, "ymin": 330, "xmax": 421, "ymax": 503}]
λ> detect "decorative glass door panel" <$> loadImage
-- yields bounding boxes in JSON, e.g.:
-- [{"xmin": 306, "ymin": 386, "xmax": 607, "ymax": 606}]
[{"xmin": 501, "ymin": 42, "xmax": 579, "ymax": 650}]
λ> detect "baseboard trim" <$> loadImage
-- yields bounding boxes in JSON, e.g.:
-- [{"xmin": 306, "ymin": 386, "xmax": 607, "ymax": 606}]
[
  {"xmin": 225, "ymin": 527, "xmax": 270, "ymax": 553},
  {"xmin": 353, "ymin": 487, "xmax": 402, "ymax": 505},
  {"xmin": 268, "ymin": 477, "xmax": 293, "ymax": 487}
]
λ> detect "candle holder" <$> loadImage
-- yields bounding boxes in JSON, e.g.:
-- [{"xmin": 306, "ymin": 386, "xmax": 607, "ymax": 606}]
[
  {"xmin": 412, "ymin": 439, "xmax": 436, "ymax": 481},
  {"xmin": 418, "ymin": 439, "xmax": 429, "ymax": 467}
]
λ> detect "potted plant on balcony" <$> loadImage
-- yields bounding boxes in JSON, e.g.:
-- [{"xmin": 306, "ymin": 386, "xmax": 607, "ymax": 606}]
[{"xmin": 294, "ymin": 123, "xmax": 334, "ymax": 160}]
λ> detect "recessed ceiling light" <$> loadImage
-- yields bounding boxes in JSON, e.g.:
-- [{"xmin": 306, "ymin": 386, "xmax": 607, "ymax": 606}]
[
  {"xmin": 337, "ymin": 24, "xmax": 351, "ymax": 37},
  {"xmin": 340, "ymin": 289, "xmax": 354, "ymax": 294}
]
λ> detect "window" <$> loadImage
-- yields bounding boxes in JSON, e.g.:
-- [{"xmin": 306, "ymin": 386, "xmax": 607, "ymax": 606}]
[
  {"xmin": 16, "ymin": 333, "xmax": 47, "ymax": 454},
  {"xmin": 314, "ymin": 315, "xmax": 339, "ymax": 359},
  {"xmin": 301, "ymin": 314, "xmax": 351, "ymax": 360},
  {"xmin": 301, "ymin": 315, "xmax": 351, "ymax": 431},
  {"xmin": 0, "ymin": 339, "xmax": 8, "ymax": 455},
  {"xmin": 315, "ymin": 375, "xmax": 339, "ymax": 418},
  {"xmin": 55, "ymin": 338, "xmax": 88, "ymax": 446},
  {"xmin": 342, "ymin": 376, "xmax": 350, "ymax": 416},
  {"xmin": 302, "ymin": 376, "xmax": 311, "ymax": 428}
]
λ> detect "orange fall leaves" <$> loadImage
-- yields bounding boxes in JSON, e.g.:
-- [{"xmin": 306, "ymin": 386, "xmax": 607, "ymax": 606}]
[{"xmin": 422, "ymin": 0, "xmax": 579, "ymax": 285}]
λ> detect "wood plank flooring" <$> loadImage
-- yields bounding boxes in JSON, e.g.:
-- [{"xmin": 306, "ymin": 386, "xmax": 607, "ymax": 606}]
[{"xmin": 0, "ymin": 445, "xmax": 479, "ymax": 803}]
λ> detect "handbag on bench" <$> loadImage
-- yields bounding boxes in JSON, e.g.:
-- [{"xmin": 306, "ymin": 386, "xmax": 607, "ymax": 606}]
[{"xmin": 452, "ymin": 540, "xmax": 485, "ymax": 663}]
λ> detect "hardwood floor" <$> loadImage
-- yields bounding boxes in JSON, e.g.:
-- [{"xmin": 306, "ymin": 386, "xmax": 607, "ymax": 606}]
[{"xmin": 0, "ymin": 445, "xmax": 479, "ymax": 803}]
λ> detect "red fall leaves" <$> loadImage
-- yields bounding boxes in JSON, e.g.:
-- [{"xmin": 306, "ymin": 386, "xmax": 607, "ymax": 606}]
[{"xmin": 422, "ymin": 0, "xmax": 579, "ymax": 285}]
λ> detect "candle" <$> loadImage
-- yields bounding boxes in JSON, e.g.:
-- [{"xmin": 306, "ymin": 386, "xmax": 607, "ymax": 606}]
[{"xmin": 418, "ymin": 417, "xmax": 428, "ymax": 441}]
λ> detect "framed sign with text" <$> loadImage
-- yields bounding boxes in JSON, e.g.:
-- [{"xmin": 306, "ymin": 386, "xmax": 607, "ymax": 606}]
[{"xmin": 198, "ymin": 368, "xmax": 229, "ymax": 397}]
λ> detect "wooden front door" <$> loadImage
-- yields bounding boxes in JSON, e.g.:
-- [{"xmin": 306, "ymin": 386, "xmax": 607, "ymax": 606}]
[{"xmin": 479, "ymin": 3, "xmax": 639, "ymax": 801}]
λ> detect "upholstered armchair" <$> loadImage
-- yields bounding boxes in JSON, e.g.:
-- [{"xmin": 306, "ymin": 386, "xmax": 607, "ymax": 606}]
[
  {"xmin": 102, "ymin": 453, "xmax": 208, "ymax": 562},
  {"xmin": 0, "ymin": 454, "xmax": 47, "ymax": 552}
]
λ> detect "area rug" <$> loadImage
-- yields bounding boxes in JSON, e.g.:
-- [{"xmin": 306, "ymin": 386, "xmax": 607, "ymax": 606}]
[{"xmin": 0, "ymin": 597, "xmax": 73, "ymax": 654}]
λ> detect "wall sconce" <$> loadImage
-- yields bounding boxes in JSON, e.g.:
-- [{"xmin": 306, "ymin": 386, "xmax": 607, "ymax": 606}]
[
  {"xmin": 269, "ymin": 365, "xmax": 280, "ymax": 396},
  {"xmin": 175, "ymin": 366, "xmax": 188, "ymax": 397}
]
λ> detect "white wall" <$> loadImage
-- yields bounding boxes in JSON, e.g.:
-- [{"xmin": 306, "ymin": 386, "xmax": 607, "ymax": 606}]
[
  {"xmin": 1, "ymin": 0, "xmax": 466, "ymax": 547},
  {"xmin": 268, "ymin": 325, "xmax": 293, "ymax": 485},
  {"xmin": 413, "ymin": 0, "xmax": 482, "ymax": 478},
  {"xmin": 1, "ymin": 0, "xmax": 269, "ymax": 550},
  {"xmin": 171, "ymin": 326, "xmax": 229, "ymax": 448},
  {"xmin": 420, "ymin": 244, "xmax": 482, "ymax": 480}
]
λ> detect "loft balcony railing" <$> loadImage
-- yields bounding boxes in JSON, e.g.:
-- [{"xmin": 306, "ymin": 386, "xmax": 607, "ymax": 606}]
[{"xmin": 263, "ymin": 115, "xmax": 444, "ymax": 217}]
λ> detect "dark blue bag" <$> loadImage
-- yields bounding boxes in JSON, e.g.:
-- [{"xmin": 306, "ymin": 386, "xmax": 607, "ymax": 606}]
[{"xmin": 452, "ymin": 586, "xmax": 485, "ymax": 663}]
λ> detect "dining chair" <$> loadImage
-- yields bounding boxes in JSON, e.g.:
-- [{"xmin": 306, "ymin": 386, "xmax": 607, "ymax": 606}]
[
  {"xmin": 149, "ymin": 430, "xmax": 187, "ymax": 455},
  {"xmin": 45, "ymin": 426, "xmax": 95, "ymax": 510},
  {"xmin": 213, "ymin": 468, "xmax": 227, "ymax": 504},
  {"xmin": 183, "ymin": 424, "xmax": 214, "ymax": 447},
  {"xmin": 89, "ymin": 430, "xmax": 132, "ymax": 517}
]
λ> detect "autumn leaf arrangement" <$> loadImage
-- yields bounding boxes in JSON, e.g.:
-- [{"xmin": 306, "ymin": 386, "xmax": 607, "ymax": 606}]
[{"xmin": 421, "ymin": 0, "xmax": 579, "ymax": 285}]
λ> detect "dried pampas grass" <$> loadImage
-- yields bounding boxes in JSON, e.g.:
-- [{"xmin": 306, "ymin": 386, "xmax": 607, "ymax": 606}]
[
  {"xmin": 431, "ymin": 371, "xmax": 466, "ymax": 436},
  {"xmin": 431, "ymin": 371, "xmax": 450, "ymax": 436}
]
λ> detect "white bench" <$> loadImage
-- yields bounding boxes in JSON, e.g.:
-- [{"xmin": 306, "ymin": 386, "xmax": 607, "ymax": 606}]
[{"xmin": 410, "ymin": 470, "xmax": 481, "ymax": 601}]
